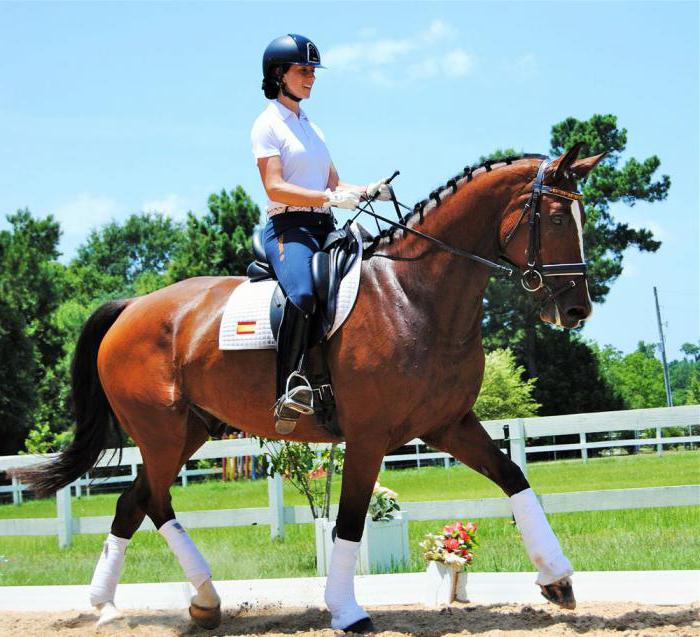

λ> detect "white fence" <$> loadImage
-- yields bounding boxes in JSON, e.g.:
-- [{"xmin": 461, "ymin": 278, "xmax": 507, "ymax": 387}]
[{"xmin": 0, "ymin": 405, "xmax": 698, "ymax": 547}]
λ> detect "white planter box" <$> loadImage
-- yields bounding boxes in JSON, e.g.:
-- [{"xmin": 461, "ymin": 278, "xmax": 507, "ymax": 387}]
[
  {"xmin": 315, "ymin": 512, "xmax": 410, "ymax": 576},
  {"xmin": 424, "ymin": 561, "xmax": 469, "ymax": 606}
]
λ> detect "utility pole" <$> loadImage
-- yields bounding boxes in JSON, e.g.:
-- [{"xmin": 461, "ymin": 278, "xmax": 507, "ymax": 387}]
[{"xmin": 654, "ymin": 286, "xmax": 673, "ymax": 407}]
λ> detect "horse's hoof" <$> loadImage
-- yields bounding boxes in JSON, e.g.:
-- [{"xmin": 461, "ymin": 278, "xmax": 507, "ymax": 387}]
[
  {"xmin": 539, "ymin": 576, "xmax": 576, "ymax": 610},
  {"xmin": 96, "ymin": 601, "xmax": 121, "ymax": 627},
  {"xmin": 342, "ymin": 617, "xmax": 375, "ymax": 633},
  {"xmin": 189, "ymin": 602, "xmax": 222, "ymax": 629}
]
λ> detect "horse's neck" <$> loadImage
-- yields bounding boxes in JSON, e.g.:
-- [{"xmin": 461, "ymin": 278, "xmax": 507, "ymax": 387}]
[{"xmin": 376, "ymin": 173, "xmax": 510, "ymax": 338}]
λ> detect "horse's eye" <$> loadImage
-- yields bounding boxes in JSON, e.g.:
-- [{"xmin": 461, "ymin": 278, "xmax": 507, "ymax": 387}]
[{"xmin": 551, "ymin": 214, "xmax": 564, "ymax": 225}]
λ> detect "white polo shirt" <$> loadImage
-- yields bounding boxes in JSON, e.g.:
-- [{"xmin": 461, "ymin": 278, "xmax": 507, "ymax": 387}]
[{"xmin": 250, "ymin": 100, "xmax": 332, "ymax": 212}]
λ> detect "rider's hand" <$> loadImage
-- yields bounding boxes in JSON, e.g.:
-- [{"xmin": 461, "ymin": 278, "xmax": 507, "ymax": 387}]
[
  {"xmin": 365, "ymin": 177, "xmax": 393, "ymax": 201},
  {"xmin": 324, "ymin": 188, "xmax": 361, "ymax": 210}
]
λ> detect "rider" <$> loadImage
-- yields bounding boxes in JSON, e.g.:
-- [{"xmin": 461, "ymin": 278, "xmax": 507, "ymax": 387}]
[{"xmin": 251, "ymin": 34, "xmax": 391, "ymax": 434}]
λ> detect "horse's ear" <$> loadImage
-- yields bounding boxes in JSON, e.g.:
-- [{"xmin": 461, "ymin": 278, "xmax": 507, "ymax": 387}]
[
  {"xmin": 569, "ymin": 151, "xmax": 608, "ymax": 179},
  {"xmin": 551, "ymin": 142, "xmax": 585, "ymax": 180}
]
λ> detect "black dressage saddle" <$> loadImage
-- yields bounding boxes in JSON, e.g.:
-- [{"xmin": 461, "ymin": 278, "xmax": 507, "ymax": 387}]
[{"xmin": 246, "ymin": 221, "xmax": 366, "ymax": 346}]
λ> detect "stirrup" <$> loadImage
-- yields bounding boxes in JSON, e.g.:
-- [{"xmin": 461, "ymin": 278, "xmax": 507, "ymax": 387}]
[{"xmin": 282, "ymin": 372, "xmax": 315, "ymax": 416}]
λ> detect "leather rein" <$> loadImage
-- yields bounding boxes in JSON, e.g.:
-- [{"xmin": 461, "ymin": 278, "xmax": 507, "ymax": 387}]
[{"xmin": 355, "ymin": 160, "xmax": 587, "ymax": 298}]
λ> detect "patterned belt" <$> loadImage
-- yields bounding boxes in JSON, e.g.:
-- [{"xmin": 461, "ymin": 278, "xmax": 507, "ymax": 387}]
[{"xmin": 267, "ymin": 206, "xmax": 330, "ymax": 217}]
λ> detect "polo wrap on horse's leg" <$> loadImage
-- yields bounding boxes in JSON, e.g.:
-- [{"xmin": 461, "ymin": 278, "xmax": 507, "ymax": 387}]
[
  {"xmin": 510, "ymin": 488, "xmax": 573, "ymax": 585},
  {"xmin": 89, "ymin": 533, "xmax": 130, "ymax": 606},
  {"xmin": 159, "ymin": 519, "xmax": 212, "ymax": 588},
  {"xmin": 324, "ymin": 538, "xmax": 369, "ymax": 630}
]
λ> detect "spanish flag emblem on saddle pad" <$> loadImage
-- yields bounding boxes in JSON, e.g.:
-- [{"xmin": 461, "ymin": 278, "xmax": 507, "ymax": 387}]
[
  {"xmin": 236, "ymin": 321, "xmax": 257, "ymax": 335},
  {"xmin": 218, "ymin": 222, "xmax": 364, "ymax": 351}
]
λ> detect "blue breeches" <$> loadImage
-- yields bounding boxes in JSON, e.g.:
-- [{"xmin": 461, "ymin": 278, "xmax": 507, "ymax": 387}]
[{"xmin": 263, "ymin": 212, "xmax": 335, "ymax": 315}]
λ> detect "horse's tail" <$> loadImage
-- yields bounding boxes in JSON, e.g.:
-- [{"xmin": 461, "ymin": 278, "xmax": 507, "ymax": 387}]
[{"xmin": 17, "ymin": 299, "xmax": 130, "ymax": 496}]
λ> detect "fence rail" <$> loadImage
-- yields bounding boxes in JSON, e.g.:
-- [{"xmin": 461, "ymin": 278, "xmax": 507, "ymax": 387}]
[{"xmin": 0, "ymin": 405, "xmax": 697, "ymax": 546}]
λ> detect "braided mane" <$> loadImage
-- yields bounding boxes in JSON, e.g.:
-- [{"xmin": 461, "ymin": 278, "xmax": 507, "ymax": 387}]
[{"xmin": 373, "ymin": 153, "xmax": 548, "ymax": 245}]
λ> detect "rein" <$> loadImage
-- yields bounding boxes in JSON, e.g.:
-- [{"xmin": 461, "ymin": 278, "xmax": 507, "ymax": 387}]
[
  {"xmin": 355, "ymin": 160, "xmax": 587, "ymax": 296},
  {"xmin": 355, "ymin": 172, "xmax": 513, "ymax": 276}
]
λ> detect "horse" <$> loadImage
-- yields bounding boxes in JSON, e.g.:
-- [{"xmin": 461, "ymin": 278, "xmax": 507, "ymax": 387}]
[{"xmin": 19, "ymin": 143, "xmax": 605, "ymax": 631}]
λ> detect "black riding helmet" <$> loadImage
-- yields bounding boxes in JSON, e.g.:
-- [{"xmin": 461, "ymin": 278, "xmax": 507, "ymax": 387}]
[{"xmin": 262, "ymin": 34, "xmax": 324, "ymax": 100}]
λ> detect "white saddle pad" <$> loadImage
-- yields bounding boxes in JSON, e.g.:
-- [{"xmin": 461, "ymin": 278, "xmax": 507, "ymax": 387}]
[{"xmin": 219, "ymin": 222, "xmax": 363, "ymax": 350}]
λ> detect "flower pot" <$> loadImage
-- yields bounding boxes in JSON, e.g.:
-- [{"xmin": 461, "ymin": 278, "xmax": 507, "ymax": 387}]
[
  {"xmin": 314, "ymin": 512, "xmax": 410, "ymax": 576},
  {"xmin": 424, "ymin": 561, "xmax": 468, "ymax": 606}
]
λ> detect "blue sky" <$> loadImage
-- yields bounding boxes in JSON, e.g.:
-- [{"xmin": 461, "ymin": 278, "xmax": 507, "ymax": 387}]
[{"xmin": 1, "ymin": 1, "xmax": 697, "ymax": 361}]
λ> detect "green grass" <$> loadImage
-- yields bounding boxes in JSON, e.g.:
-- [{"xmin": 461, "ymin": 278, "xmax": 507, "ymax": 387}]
[
  {"xmin": 1, "ymin": 507, "xmax": 698, "ymax": 586},
  {"xmin": 0, "ymin": 450, "xmax": 698, "ymax": 586},
  {"xmin": 1, "ymin": 449, "xmax": 698, "ymax": 520}
]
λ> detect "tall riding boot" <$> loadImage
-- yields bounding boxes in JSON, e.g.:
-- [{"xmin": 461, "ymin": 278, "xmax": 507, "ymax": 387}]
[{"xmin": 274, "ymin": 299, "xmax": 314, "ymax": 434}]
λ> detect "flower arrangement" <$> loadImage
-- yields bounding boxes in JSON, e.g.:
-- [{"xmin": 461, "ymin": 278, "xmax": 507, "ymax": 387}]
[
  {"xmin": 420, "ymin": 521, "xmax": 478, "ymax": 570},
  {"xmin": 368, "ymin": 482, "xmax": 400, "ymax": 522}
]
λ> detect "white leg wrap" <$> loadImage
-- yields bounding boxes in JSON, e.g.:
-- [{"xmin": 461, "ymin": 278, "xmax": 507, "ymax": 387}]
[
  {"xmin": 510, "ymin": 488, "xmax": 573, "ymax": 586},
  {"xmin": 89, "ymin": 534, "xmax": 130, "ymax": 606},
  {"xmin": 324, "ymin": 538, "xmax": 369, "ymax": 630},
  {"xmin": 159, "ymin": 519, "xmax": 212, "ymax": 589}
]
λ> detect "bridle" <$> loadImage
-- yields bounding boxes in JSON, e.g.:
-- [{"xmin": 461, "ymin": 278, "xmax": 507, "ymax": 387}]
[
  {"xmin": 356, "ymin": 159, "xmax": 588, "ymax": 302},
  {"xmin": 500, "ymin": 159, "xmax": 587, "ymax": 298}
]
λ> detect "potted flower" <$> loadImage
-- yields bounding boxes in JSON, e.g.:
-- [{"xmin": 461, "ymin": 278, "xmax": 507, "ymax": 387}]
[
  {"xmin": 315, "ymin": 482, "xmax": 409, "ymax": 575},
  {"xmin": 420, "ymin": 520, "xmax": 478, "ymax": 606}
]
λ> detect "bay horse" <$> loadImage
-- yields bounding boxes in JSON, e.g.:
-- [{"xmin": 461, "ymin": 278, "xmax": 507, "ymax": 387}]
[{"xmin": 20, "ymin": 143, "xmax": 604, "ymax": 631}]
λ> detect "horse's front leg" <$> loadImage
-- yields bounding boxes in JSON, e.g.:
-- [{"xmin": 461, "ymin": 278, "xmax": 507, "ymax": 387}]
[
  {"xmin": 423, "ymin": 410, "xmax": 576, "ymax": 609},
  {"xmin": 325, "ymin": 437, "xmax": 387, "ymax": 632}
]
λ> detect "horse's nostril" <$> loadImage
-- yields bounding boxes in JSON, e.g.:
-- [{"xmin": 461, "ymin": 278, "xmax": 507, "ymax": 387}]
[{"xmin": 566, "ymin": 306, "xmax": 589, "ymax": 321}]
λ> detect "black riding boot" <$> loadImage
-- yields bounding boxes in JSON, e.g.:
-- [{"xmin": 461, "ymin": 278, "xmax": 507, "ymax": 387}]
[{"xmin": 274, "ymin": 299, "xmax": 314, "ymax": 434}]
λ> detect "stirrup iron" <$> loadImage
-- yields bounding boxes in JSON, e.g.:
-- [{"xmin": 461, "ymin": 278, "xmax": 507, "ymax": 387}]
[{"xmin": 282, "ymin": 372, "xmax": 314, "ymax": 415}]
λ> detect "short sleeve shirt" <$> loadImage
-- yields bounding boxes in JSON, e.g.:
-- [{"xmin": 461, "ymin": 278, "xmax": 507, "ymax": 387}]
[{"xmin": 250, "ymin": 100, "xmax": 332, "ymax": 211}]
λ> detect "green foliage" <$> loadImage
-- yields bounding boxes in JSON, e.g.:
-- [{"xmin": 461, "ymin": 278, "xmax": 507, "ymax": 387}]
[
  {"xmin": 595, "ymin": 341, "xmax": 667, "ymax": 409},
  {"xmin": 259, "ymin": 440, "xmax": 344, "ymax": 519},
  {"xmin": 0, "ymin": 210, "xmax": 66, "ymax": 454},
  {"xmin": 670, "ymin": 341, "xmax": 700, "ymax": 405},
  {"xmin": 22, "ymin": 422, "xmax": 73, "ymax": 455},
  {"xmin": 168, "ymin": 187, "xmax": 261, "ymax": 280},
  {"xmin": 368, "ymin": 483, "xmax": 400, "ymax": 522},
  {"xmin": 473, "ymin": 349, "xmax": 540, "ymax": 419}
]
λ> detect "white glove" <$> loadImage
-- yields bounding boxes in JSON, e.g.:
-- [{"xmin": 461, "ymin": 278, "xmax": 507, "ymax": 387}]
[
  {"xmin": 324, "ymin": 188, "xmax": 361, "ymax": 210},
  {"xmin": 365, "ymin": 177, "xmax": 393, "ymax": 201}
]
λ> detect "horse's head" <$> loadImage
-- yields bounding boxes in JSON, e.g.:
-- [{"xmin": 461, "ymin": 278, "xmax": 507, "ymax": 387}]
[{"xmin": 499, "ymin": 143, "xmax": 606, "ymax": 328}]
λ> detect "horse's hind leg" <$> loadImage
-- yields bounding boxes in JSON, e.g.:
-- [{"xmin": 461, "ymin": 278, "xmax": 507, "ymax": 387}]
[
  {"xmin": 88, "ymin": 468, "xmax": 150, "ymax": 625},
  {"xmin": 88, "ymin": 409, "xmax": 220, "ymax": 627},
  {"xmin": 423, "ymin": 410, "xmax": 576, "ymax": 609}
]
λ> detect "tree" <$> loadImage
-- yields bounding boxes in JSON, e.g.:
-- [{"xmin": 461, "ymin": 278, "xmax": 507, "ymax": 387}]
[
  {"xmin": 168, "ymin": 187, "xmax": 261, "ymax": 281},
  {"xmin": 473, "ymin": 349, "xmax": 540, "ymax": 420},
  {"xmin": 482, "ymin": 114, "xmax": 670, "ymax": 414},
  {"xmin": 595, "ymin": 342, "xmax": 666, "ymax": 409},
  {"xmin": 670, "ymin": 341, "xmax": 700, "ymax": 405},
  {"xmin": 0, "ymin": 210, "xmax": 66, "ymax": 454},
  {"xmin": 70, "ymin": 212, "xmax": 184, "ymax": 304}
]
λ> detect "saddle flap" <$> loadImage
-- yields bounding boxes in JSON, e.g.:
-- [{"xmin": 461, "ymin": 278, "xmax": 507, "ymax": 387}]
[
  {"xmin": 252, "ymin": 227, "xmax": 267, "ymax": 263},
  {"xmin": 311, "ymin": 252, "xmax": 330, "ymax": 306},
  {"xmin": 247, "ymin": 260, "xmax": 273, "ymax": 281}
]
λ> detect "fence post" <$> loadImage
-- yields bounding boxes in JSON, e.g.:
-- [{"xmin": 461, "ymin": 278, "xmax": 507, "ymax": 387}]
[
  {"xmin": 656, "ymin": 425, "xmax": 663, "ymax": 457},
  {"xmin": 579, "ymin": 432, "xmax": 588, "ymax": 463},
  {"xmin": 12, "ymin": 477, "xmax": 22, "ymax": 505},
  {"xmin": 181, "ymin": 467, "xmax": 188, "ymax": 487},
  {"xmin": 415, "ymin": 442, "xmax": 421, "ymax": 469},
  {"xmin": 267, "ymin": 471, "xmax": 285, "ymax": 540},
  {"xmin": 56, "ymin": 485, "xmax": 73, "ymax": 548},
  {"xmin": 509, "ymin": 419, "xmax": 528, "ymax": 479}
]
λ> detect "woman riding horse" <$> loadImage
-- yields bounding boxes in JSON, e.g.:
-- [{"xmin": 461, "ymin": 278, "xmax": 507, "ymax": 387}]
[
  {"xmin": 16, "ymin": 36, "xmax": 606, "ymax": 630},
  {"xmin": 253, "ymin": 33, "xmax": 391, "ymax": 434}
]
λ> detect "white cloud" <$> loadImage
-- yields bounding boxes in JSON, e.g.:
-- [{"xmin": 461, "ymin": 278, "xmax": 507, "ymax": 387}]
[
  {"xmin": 506, "ymin": 53, "xmax": 537, "ymax": 80},
  {"xmin": 635, "ymin": 219, "xmax": 670, "ymax": 242},
  {"xmin": 324, "ymin": 19, "xmax": 472, "ymax": 86},
  {"xmin": 141, "ymin": 194, "xmax": 192, "ymax": 221},
  {"xmin": 53, "ymin": 193, "xmax": 125, "ymax": 236},
  {"xmin": 443, "ymin": 49, "xmax": 475, "ymax": 77}
]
